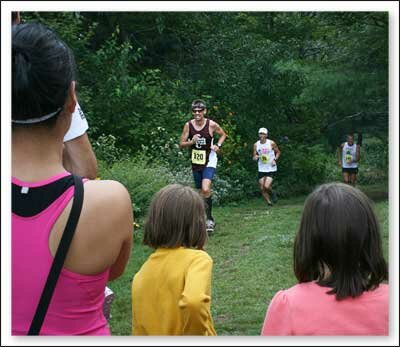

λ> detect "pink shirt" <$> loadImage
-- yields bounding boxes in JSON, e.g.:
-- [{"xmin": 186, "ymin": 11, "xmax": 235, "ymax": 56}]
[
  {"xmin": 261, "ymin": 281, "xmax": 388, "ymax": 336},
  {"xmin": 12, "ymin": 173, "xmax": 110, "ymax": 335}
]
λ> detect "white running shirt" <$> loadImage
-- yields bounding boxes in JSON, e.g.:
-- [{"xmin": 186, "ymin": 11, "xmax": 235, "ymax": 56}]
[
  {"xmin": 256, "ymin": 139, "xmax": 277, "ymax": 173},
  {"xmin": 63, "ymin": 103, "xmax": 89, "ymax": 142},
  {"xmin": 206, "ymin": 150, "xmax": 218, "ymax": 168},
  {"xmin": 342, "ymin": 142, "xmax": 358, "ymax": 168}
]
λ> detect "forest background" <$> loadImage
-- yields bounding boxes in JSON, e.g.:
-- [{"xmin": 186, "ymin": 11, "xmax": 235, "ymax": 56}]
[{"xmin": 22, "ymin": 11, "xmax": 389, "ymax": 217}]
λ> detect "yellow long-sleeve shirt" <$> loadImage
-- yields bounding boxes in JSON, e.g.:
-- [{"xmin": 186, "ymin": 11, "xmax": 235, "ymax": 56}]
[{"xmin": 131, "ymin": 247, "xmax": 216, "ymax": 336}]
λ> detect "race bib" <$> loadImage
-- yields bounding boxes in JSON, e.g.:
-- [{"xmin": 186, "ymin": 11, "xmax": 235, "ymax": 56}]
[
  {"xmin": 192, "ymin": 149, "xmax": 206, "ymax": 165},
  {"xmin": 260, "ymin": 154, "xmax": 269, "ymax": 164}
]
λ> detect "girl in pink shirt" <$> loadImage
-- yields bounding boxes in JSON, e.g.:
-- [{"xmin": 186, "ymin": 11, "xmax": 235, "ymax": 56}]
[{"xmin": 261, "ymin": 183, "xmax": 388, "ymax": 336}]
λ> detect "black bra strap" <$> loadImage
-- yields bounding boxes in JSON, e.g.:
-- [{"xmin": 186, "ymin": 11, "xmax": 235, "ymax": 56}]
[{"xmin": 28, "ymin": 175, "xmax": 84, "ymax": 335}]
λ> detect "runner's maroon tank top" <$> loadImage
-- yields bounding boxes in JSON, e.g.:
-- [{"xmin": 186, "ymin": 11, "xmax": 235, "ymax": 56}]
[{"xmin": 188, "ymin": 119, "xmax": 213, "ymax": 171}]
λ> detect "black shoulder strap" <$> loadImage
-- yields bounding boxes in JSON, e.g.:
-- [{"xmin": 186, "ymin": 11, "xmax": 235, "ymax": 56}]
[{"xmin": 28, "ymin": 175, "xmax": 84, "ymax": 335}]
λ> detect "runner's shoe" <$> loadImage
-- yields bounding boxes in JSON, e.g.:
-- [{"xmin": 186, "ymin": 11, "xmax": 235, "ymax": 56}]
[{"xmin": 206, "ymin": 219, "xmax": 215, "ymax": 233}]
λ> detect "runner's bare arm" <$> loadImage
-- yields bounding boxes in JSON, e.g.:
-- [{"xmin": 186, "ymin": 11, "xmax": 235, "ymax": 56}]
[
  {"xmin": 210, "ymin": 121, "xmax": 227, "ymax": 152},
  {"xmin": 179, "ymin": 122, "xmax": 196, "ymax": 148},
  {"xmin": 253, "ymin": 143, "xmax": 259, "ymax": 161},
  {"xmin": 213, "ymin": 122, "xmax": 227, "ymax": 145},
  {"xmin": 272, "ymin": 142, "xmax": 281, "ymax": 161},
  {"xmin": 63, "ymin": 133, "xmax": 98, "ymax": 179},
  {"xmin": 356, "ymin": 144, "xmax": 361, "ymax": 162}
]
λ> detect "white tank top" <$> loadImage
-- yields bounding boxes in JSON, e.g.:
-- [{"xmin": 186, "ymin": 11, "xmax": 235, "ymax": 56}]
[
  {"xmin": 342, "ymin": 142, "xmax": 358, "ymax": 168},
  {"xmin": 63, "ymin": 103, "xmax": 89, "ymax": 142},
  {"xmin": 256, "ymin": 139, "xmax": 277, "ymax": 172}
]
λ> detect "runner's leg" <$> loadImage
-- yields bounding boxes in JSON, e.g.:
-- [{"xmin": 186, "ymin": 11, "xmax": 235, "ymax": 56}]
[
  {"xmin": 350, "ymin": 172, "xmax": 357, "ymax": 186},
  {"xmin": 259, "ymin": 177, "xmax": 266, "ymax": 200},
  {"xmin": 342, "ymin": 171, "xmax": 350, "ymax": 184},
  {"xmin": 259, "ymin": 177, "xmax": 271, "ymax": 204},
  {"xmin": 202, "ymin": 178, "xmax": 213, "ymax": 220},
  {"xmin": 264, "ymin": 176, "xmax": 273, "ymax": 205},
  {"xmin": 192, "ymin": 169, "xmax": 203, "ymax": 195}
]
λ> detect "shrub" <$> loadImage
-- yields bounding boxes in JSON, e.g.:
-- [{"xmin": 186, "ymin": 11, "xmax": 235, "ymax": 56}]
[
  {"xmin": 98, "ymin": 155, "xmax": 174, "ymax": 216},
  {"xmin": 276, "ymin": 143, "xmax": 329, "ymax": 197},
  {"xmin": 356, "ymin": 137, "xmax": 388, "ymax": 185},
  {"xmin": 140, "ymin": 126, "xmax": 188, "ymax": 172},
  {"xmin": 213, "ymin": 162, "xmax": 259, "ymax": 204},
  {"xmin": 93, "ymin": 134, "xmax": 128, "ymax": 167}
]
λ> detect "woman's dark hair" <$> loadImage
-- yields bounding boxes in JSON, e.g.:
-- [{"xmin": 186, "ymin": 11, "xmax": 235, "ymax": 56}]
[
  {"xmin": 12, "ymin": 22, "xmax": 76, "ymax": 127},
  {"xmin": 294, "ymin": 182, "xmax": 388, "ymax": 300},
  {"xmin": 143, "ymin": 184, "xmax": 208, "ymax": 250}
]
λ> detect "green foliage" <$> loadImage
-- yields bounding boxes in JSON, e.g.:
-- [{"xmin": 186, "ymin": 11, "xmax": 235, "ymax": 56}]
[
  {"xmin": 212, "ymin": 166, "xmax": 258, "ymax": 205},
  {"xmin": 22, "ymin": 12, "xmax": 96, "ymax": 62},
  {"xmin": 98, "ymin": 156, "xmax": 174, "ymax": 216},
  {"xmin": 357, "ymin": 137, "xmax": 389, "ymax": 185},
  {"xmin": 216, "ymin": 113, "xmax": 244, "ymax": 167},
  {"xmin": 140, "ymin": 126, "xmax": 188, "ymax": 171},
  {"xmin": 80, "ymin": 30, "xmax": 185, "ymax": 152},
  {"xmin": 96, "ymin": 152, "xmax": 255, "ymax": 216},
  {"xmin": 23, "ymin": 11, "xmax": 388, "ymax": 202},
  {"xmin": 93, "ymin": 134, "xmax": 127, "ymax": 167},
  {"xmin": 276, "ymin": 143, "xmax": 330, "ymax": 197}
]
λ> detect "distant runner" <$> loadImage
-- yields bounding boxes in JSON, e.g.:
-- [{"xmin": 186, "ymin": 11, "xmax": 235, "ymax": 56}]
[
  {"xmin": 338, "ymin": 134, "xmax": 361, "ymax": 186},
  {"xmin": 179, "ymin": 99, "xmax": 227, "ymax": 233},
  {"xmin": 253, "ymin": 127, "xmax": 281, "ymax": 206}
]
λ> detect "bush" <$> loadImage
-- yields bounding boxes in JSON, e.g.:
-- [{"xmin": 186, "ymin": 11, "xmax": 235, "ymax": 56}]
[
  {"xmin": 323, "ymin": 152, "xmax": 343, "ymax": 183},
  {"xmin": 97, "ymin": 151, "xmax": 259, "ymax": 217},
  {"xmin": 140, "ymin": 126, "xmax": 188, "ymax": 172},
  {"xmin": 93, "ymin": 134, "xmax": 128, "ymax": 167},
  {"xmin": 276, "ymin": 143, "xmax": 330, "ymax": 197},
  {"xmin": 98, "ymin": 155, "xmax": 174, "ymax": 216},
  {"xmin": 96, "ymin": 136, "xmax": 390, "ymax": 216},
  {"xmin": 356, "ymin": 137, "xmax": 388, "ymax": 185},
  {"xmin": 213, "ymin": 162, "xmax": 259, "ymax": 204}
]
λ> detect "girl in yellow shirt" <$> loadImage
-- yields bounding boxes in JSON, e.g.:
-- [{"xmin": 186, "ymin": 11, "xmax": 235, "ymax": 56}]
[{"xmin": 132, "ymin": 184, "xmax": 216, "ymax": 336}]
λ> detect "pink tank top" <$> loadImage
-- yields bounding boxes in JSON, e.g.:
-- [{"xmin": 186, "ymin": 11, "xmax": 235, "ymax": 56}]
[{"xmin": 12, "ymin": 172, "xmax": 110, "ymax": 335}]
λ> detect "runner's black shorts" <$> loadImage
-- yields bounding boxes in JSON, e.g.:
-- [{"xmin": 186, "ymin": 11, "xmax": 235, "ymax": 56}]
[
  {"xmin": 342, "ymin": 167, "xmax": 359, "ymax": 174},
  {"xmin": 258, "ymin": 171, "xmax": 276, "ymax": 180}
]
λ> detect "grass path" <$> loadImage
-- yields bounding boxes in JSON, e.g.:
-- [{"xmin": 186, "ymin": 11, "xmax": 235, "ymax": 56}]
[{"xmin": 108, "ymin": 192, "xmax": 389, "ymax": 336}]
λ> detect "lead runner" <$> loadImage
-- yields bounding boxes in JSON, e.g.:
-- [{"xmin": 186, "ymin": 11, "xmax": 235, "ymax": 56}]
[{"xmin": 179, "ymin": 99, "xmax": 227, "ymax": 233}]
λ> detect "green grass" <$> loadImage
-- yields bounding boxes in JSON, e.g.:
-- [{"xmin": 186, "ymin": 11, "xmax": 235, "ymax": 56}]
[{"xmin": 108, "ymin": 188, "xmax": 389, "ymax": 336}]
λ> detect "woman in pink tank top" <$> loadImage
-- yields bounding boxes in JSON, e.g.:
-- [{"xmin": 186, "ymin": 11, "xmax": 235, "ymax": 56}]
[
  {"xmin": 12, "ymin": 22, "xmax": 133, "ymax": 335},
  {"xmin": 261, "ymin": 183, "xmax": 388, "ymax": 335}
]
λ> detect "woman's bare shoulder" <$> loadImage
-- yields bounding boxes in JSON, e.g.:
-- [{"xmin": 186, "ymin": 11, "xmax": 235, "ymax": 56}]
[
  {"xmin": 84, "ymin": 179, "xmax": 131, "ymax": 201},
  {"xmin": 62, "ymin": 179, "xmax": 133, "ymax": 274},
  {"xmin": 82, "ymin": 180, "xmax": 132, "ymax": 221}
]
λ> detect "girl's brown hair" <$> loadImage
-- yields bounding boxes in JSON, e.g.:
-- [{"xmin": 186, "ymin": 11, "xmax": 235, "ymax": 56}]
[
  {"xmin": 294, "ymin": 182, "xmax": 388, "ymax": 300},
  {"xmin": 143, "ymin": 184, "xmax": 207, "ymax": 249}
]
